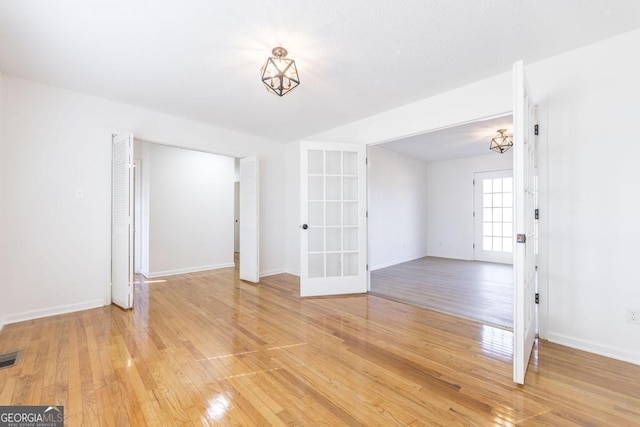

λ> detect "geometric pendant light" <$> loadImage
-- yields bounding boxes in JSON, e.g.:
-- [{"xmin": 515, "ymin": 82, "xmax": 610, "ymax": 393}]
[
  {"xmin": 261, "ymin": 47, "xmax": 300, "ymax": 97},
  {"xmin": 489, "ymin": 129, "xmax": 513, "ymax": 153}
]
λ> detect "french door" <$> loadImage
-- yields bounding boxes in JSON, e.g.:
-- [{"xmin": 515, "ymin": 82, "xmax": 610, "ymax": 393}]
[
  {"xmin": 300, "ymin": 142, "xmax": 368, "ymax": 297},
  {"xmin": 513, "ymin": 60, "xmax": 537, "ymax": 384}
]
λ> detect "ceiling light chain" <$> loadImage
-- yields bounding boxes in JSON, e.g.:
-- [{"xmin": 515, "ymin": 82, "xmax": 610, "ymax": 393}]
[{"xmin": 261, "ymin": 47, "xmax": 300, "ymax": 97}]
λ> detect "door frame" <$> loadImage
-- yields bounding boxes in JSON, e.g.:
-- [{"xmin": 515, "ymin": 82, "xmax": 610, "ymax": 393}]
[
  {"xmin": 110, "ymin": 134, "xmax": 258, "ymax": 299},
  {"xmin": 361, "ymin": 67, "xmax": 546, "ymax": 381}
]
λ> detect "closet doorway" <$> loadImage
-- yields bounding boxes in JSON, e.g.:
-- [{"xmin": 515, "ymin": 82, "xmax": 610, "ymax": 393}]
[{"xmin": 132, "ymin": 141, "xmax": 236, "ymax": 280}]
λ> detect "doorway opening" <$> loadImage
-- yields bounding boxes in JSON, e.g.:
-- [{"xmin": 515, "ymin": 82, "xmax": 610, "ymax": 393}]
[
  {"xmin": 368, "ymin": 113, "xmax": 516, "ymax": 330},
  {"xmin": 132, "ymin": 140, "xmax": 237, "ymax": 280},
  {"xmin": 112, "ymin": 135, "xmax": 260, "ymax": 312}
]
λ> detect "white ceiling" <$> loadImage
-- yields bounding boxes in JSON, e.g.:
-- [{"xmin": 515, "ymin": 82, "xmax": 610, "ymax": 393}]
[
  {"xmin": 1, "ymin": 1, "xmax": 639, "ymax": 143},
  {"xmin": 378, "ymin": 114, "xmax": 514, "ymax": 163}
]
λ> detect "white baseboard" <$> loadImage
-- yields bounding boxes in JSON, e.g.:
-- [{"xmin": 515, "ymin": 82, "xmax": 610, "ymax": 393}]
[
  {"xmin": 285, "ymin": 270, "xmax": 300, "ymax": 277},
  {"xmin": 371, "ymin": 254, "xmax": 429, "ymax": 271},
  {"xmin": 371, "ymin": 260, "xmax": 400, "ymax": 271},
  {"xmin": 4, "ymin": 299, "xmax": 105, "ymax": 326},
  {"xmin": 259, "ymin": 269, "xmax": 286, "ymax": 278},
  {"xmin": 146, "ymin": 263, "xmax": 235, "ymax": 278},
  {"xmin": 547, "ymin": 332, "xmax": 640, "ymax": 366},
  {"xmin": 0, "ymin": 318, "xmax": 4, "ymax": 333}
]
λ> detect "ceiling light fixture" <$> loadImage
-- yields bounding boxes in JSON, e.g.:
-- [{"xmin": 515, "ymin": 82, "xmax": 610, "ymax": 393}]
[
  {"xmin": 489, "ymin": 129, "xmax": 513, "ymax": 153},
  {"xmin": 261, "ymin": 47, "xmax": 300, "ymax": 97}
]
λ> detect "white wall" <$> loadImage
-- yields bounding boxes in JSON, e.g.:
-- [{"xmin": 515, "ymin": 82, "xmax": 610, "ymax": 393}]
[
  {"xmin": 426, "ymin": 153, "xmax": 512, "ymax": 260},
  {"xmin": 286, "ymin": 71, "xmax": 514, "ymax": 276},
  {"xmin": 144, "ymin": 143, "xmax": 234, "ymax": 277},
  {"xmin": 309, "ymin": 72, "xmax": 512, "ymax": 145},
  {"xmin": 285, "ymin": 141, "xmax": 301, "ymax": 275},
  {"xmin": 526, "ymin": 29, "xmax": 640, "ymax": 363},
  {"xmin": 140, "ymin": 142, "xmax": 151, "ymax": 276},
  {"xmin": 288, "ymin": 28, "xmax": 640, "ymax": 364},
  {"xmin": 368, "ymin": 146, "xmax": 429, "ymax": 270},
  {"xmin": 133, "ymin": 143, "xmax": 143, "ymax": 274},
  {"xmin": 0, "ymin": 75, "xmax": 287, "ymax": 324}
]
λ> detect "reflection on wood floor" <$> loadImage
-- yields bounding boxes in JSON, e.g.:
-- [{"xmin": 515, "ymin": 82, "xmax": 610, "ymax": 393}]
[
  {"xmin": 1, "ymin": 267, "xmax": 639, "ymax": 425},
  {"xmin": 371, "ymin": 257, "xmax": 513, "ymax": 329}
]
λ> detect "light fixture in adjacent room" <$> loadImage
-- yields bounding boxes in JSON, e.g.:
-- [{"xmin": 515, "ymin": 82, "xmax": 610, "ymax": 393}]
[
  {"xmin": 261, "ymin": 47, "xmax": 300, "ymax": 97},
  {"xmin": 489, "ymin": 129, "xmax": 513, "ymax": 153}
]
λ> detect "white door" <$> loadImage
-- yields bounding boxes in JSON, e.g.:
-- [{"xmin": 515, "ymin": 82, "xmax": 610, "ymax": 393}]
[
  {"xmin": 234, "ymin": 182, "xmax": 240, "ymax": 253},
  {"xmin": 239, "ymin": 156, "xmax": 259, "ymax": 283},
  {"xmin": 300, "ymin": 141, "xmax": 368, "ymax": 297},
  {"xmin": 112, "ymin": 133, "xmax": 134, "ymax": 309},
  {"xmin": 134, "ymin": 158, "xmax": 142, "ymax": 273},
  {"xmin": 474, "ymin": 169, "xmax": 514, "ymax": 264},
  {"xmin": 513, "ymin": 60, "xmax": 537, "ymax": 384}
]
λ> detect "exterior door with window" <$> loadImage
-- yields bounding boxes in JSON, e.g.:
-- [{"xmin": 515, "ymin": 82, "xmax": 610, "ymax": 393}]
[{"xmin": 474, "ymin": 169, "xmax": 514, "ymax": 264}]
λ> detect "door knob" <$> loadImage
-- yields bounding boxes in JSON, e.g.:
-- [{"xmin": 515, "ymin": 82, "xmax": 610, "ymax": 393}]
[{"xmin": 302, "ymin": 224, "xmax": 308, "ymax": 230}]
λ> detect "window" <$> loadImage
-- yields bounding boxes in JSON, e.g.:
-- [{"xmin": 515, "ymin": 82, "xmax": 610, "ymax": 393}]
[{"xmin": 481, "ymin": 176, "xmax": 513, "ymax": 253}]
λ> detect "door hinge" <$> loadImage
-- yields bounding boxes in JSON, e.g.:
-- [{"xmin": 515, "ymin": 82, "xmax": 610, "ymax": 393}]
[
  {"xmin": 365, "ymin": 158, "xmax": 368, "ymax": 165},
  {"xmin": 534, "ymin": 124, "xmax": 539, "ymax": 136},
  {"xmin": 473, "ymin": 179, "xmax": 475, "ymax": 186},
  {"xmin": 366, "ymin": 264, "xmax": 369, "ymax": 271},
  {"xmin": 473, "ymin": 211, "xmax": 475, "ymax": 218},
  {"xmin": 473, "ymin": 243, "xmax": 475, "ymax": 249},
  {"xmin": 366, "ymin": 211, "xmax": 369, "ymax": 219},
  {"xmin": 535, "ymin": 293, "xmax": 539, "ymax": 304},
  {"xmin": 535, "ymin": 208, "xmax": 539, "ymax": 220}
]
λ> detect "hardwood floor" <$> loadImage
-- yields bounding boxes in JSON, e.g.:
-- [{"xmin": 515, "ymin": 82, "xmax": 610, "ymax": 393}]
[
  {"xmin": 1, "ymin": 267, "xmax": 639, "ymax": 425},
  {"xmin": 371, "ymin": 257, "xmax": 513, "ymax": 329}
]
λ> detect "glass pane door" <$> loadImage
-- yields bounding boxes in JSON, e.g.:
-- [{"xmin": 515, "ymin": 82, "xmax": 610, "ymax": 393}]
[
  {"xmin": 474, "ymin": 169, "xmax": 514, "ymax": 264},
  {"xmin": 300, "ymin": 142, "xmax": 367, "ymax": 297}
]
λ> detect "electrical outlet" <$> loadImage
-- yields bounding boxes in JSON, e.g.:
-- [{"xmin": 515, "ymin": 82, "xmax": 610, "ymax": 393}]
[{"xmin": 626, "ymin": 308, "xmax": 640, "ymax": 324}]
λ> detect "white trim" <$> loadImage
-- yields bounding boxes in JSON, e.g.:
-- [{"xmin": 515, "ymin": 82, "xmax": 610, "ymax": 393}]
[
  {"xmin": 547, "ymin": 333, "xmax": 640, "ymax": 366},
  {"xmin": 535, "ymin": 101, "xmax": 549, "ymax": 340},
  {"xmin": 370, "ymin": 261, "xmax": 399, "ymax": 271},
  {"xmin": 239, "ymin": 156, "xmax": 260, "ymax": 283},
  {"xmin": 285, "ymin": 270, "xmax": 300, "ymax": 277},
  {"xmin": 366, "ymin": 111, "xmax": 514, "ymax": 148},
  {"xmin": 259, "ymin": 269, "xmax": 286, "ymax": 278},
  {"xmin": 370, "ymin": 255, "xmax": 428, "ymax": 272},
  {"xmin": 146, "ymin": 263, "xmax": 235, "ymax": 278},
  {"xmin": 4, "ymin": 300, "xmax": 105, "ymax": 325}
]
